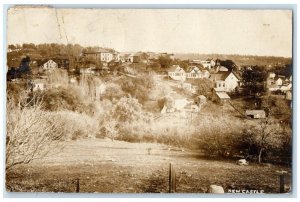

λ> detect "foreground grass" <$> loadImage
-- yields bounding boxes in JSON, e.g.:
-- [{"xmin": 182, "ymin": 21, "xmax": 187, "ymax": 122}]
[{"xmin": 6, "ymin": 139, "xmax": 291, "ymax": 193}]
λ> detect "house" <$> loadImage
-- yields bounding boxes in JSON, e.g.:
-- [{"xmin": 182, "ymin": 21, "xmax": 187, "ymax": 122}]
[
  {"xmin": 281, "ymin": 83, "xmax": 292, "ymax": 92},
  {"xmin": 195, "ymin": 95, "xmax": 207, "ymax": 106},
  {"xmin": 168, "ymin": 65, "xmax": 186, "ymax": 81},
  {"xmin": 267, "ymin": 73, "xmax": 292, "ymax": 92},
  {"xmin": 79, "ymin": 67, "xmax": 95, "ymax": 74},
  {"xmin": 286, "ymin": 90, "xmax": 292, "ymax": 100},
  {"xmin": 53, "ymin": 56, "xmax": 70, "ymax": 69},
  {"xmin": 182, "ymin": 80, "xmax": 198, "ymax": 94},
  {"xmin": 219, "ymin": 66, "xmax": 228, "ymax": 72},
  {"xmin": 42, "ymin": 60, "xmax": 58, "ymax": 71},
  {"xmin": 211, "ymin": 88, "xmax": 230, "ymax": 104},
  {"xmin": 82, "ymin": 48, "xmax": 119, "ymax": 63},
  {"xmin": 200, "ymin": 59, "xmax": 215, "ymax": 69},
  {"xmin": 268, "ymin": 72, "xmax": 276, "ymax": 79},
  {"xmin": 186, "ymin": 66, "xmax": 202, "ymax": 79},
  {"xmin": 160, "ymin": 53, "xmax": 175, "ymax": 60},
  {"xmin": 129, "ymin": 52, "xmax": 150, "ymax": 63},
  {"xmin": 210, "ymin": 71, "xmax": 241, "ymax": 92},
  {"xmin": 245, "ymin": 110, "xmax": 266, "ymax": 119},
  {"xmin": 31, "ymin": 79, "xmax": 47, "ymax": 91},
  {"xmin": 275, "ymin": 77, "xmax": 283, "ymax": 86}
]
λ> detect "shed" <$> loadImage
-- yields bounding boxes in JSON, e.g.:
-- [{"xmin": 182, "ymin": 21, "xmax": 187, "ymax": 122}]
[
  {"xmin": 211, "ymin": 88, "xmax": 230, "ymax": 104},
  {"xmin": 196, "ymin": 95, "xmax": 207, "ymax": 105},
  {"xmin": 245, "ymin": 110, "xmax": 266, "ymax": 119}
]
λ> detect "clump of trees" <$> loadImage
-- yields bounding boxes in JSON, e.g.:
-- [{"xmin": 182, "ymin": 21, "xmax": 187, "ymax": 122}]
[
  {"xmin": 120, "ymin": 74, "xmax": 154, "ymax": 103},
  {"xmin": 194, "ymin": 116, "xmax": 292, "ymax": 164},
  {"xmin": 242, "ymin": 119, "xmax": 291, "ymax": 163},
  {"xmin": 40, "ymin": 86, "xmax": 86, "ymax": 112},
  {"xmin": 99, "ymin": 97, "xmax": 152, "ymax": 142}
]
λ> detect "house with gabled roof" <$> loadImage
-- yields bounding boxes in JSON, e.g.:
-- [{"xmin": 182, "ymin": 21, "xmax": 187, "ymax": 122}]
[
  {"xmin": 42, "ymin": 59, "xmax": 58, "ymax": 71},
  {"xmin": 168, "ymin": 65, "xmax": 186, "ymax": 81},
  {"xmin": 210, "ymin": 71, "xmax": 241, "ymax": 92}
]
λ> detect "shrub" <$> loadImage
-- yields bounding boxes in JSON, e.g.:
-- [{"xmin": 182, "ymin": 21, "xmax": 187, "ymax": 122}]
[
  {"xmin": 102, "ymin": 83, "xmax": 125, "ymax": 101},
  {"xmin": 51, "ymin": 111, "xmax": 99, "ymax": 140},
  {"xmin": 41, "ymin": 85, "xmax": 86, "ymax": 112},
  {"xmin": 193, "ymin": 116, "xmax": 245, "ymax": 158}
]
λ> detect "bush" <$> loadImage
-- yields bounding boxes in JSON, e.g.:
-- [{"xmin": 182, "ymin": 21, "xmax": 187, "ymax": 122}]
[
  {"xmin": 193, "ymin": 116, "xmax": 245, "ymax": 158},
  {"xmin": 51, "ymin": 111, "xmax": 99, "ymax": 140},
  {"xmin": 120, "ymin": 75, "xmax": 154, "ymax": 104},
  {"xmin": 102, "ymin": 83, "xmax": 125, "ymax": 101},
  {"xmin": 41, "ymin": 85, "xmax": 86, "ymax": 112}
]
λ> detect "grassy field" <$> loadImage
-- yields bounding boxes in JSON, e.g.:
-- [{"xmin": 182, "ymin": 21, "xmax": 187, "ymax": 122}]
[{"xmin": 6, "ymin": 139, "xmax": 291, "ymax": 194}]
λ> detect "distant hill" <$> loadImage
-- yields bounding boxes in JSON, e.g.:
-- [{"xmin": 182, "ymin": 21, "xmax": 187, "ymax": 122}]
[{"xmin": 174, "ymin": 53, "xmax": 292, "ymax": 67}]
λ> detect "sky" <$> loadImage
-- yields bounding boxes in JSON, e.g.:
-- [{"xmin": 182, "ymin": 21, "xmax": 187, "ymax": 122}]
[{"xmin": 7, "ymin": 8, "xmax": 292, "ymax": 57}]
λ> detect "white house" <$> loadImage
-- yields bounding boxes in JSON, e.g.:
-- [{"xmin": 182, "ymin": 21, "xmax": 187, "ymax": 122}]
[
  {"xmin": 42, "ymin": 60, "xmax": 58, "ymax": 71},
  {"xmin": 200, "ymin": 59, "xmax": 215, "ymax": 69},
  {"xmin": 186, "ymin": 66, "xmax": 202, "ymax": 79},
  {"xmin": 281, "ymin": 83, "xmax": 292, "ymax": 92},
  {"xmin": 168, "ymin": 65, "xmax": 186, "ymax": 81},
  {"xmin": 268, "ymin": 72, "xmax": 276, "ymax": 79},
  {"xmin": 275, "ymin": 78, "xmax": 283, "ymax": 86},
  {"xmin": 210, "ymin": 71, "xmax": 240, "ymax": 92}
]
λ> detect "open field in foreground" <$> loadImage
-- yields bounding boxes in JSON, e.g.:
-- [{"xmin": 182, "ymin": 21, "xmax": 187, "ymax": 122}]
[{"xmin": 6, "ymin": 139, "xmax": 291, "ymax": 194}]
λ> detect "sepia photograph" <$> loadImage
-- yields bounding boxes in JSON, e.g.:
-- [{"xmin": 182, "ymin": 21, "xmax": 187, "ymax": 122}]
[{"xmin": 5, "ymin": 6, "xmax": 293, "ymax": 194}]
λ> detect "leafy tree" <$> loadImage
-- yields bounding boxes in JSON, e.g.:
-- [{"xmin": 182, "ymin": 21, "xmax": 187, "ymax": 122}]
[
  {"xmin": 219, "ymin": 59, "xmax": 237, "ymax": 71},
  {"xmin": 158, "ymin": 55, "xmax": 172, "ymax": 69},
  {"xmin": 261, "ymin": 95, "xmax": 291, "ymax": 117},
  {"xmin": 111, "ymin": 97, "xmax": 150, "ymax": 123},
  {"xmin": 193, "ymin": 78, "xmax": 214, "ymax": 96},
  {"xmin": 241, "ymin": 66, "xmax": 267, "ymax": 97},
  {"xmin": 120, "ymin": 75, "xmax": 154, "ymax": 103},
  {"xmin": 41, "ymin": 86, "xmax": 85, "ymax": 112},
  {"xmin": 8, "ymin": 44, "xmax": 16, "ymax": 50},
  {"xmin": 102, "ymin": 83, "xmax": 125, "ymax": 101}
]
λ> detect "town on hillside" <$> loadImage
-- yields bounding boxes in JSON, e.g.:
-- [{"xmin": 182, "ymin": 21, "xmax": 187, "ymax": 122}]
[
  {"xmin": 5, "ymin": 8, "xmax": 293, "ymax": 194},
  {"xmin": 7, "ymin": 44, "xmax": 292, "ymax": 116}
]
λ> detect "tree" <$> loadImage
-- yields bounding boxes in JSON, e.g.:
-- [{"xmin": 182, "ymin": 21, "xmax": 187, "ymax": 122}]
[
  {"xmin": 241, "ymin": 66, "xmax": 267, "ymax": 97},
  {"xmin": 219, "ymin": 59, "xmax": 237, "ymax": 71},
  {"xmin": 158, "ymin": 55, "xmax": 172, "ymax": 69},
  {"xmin": 8, "ymin": 44, "xmax": 16, "ymax": 50},
  {"xmin": 6, "ymin": 94, "xmax": 64, "ymax": 171},
  {"xmin": 243, "ymin": 119, "xmax": 284, "ymax": 163},
  {"xmin": 261, "ymin": 95, "xmax": 291, "ymax": 117},
  {"xmin": 111, "ymin": 97, "xmax": 150, "ymax": 123},
  {"xmin": 194, "ymin": 78, "xmax": 214, "ymax": 96},
  {"xmin": 41, "ymin": 86, "xmax": 86, "ymax": 112},
  {"xmin": 102, "ymin": 83, "xmax": 125, "ymax": 101}
]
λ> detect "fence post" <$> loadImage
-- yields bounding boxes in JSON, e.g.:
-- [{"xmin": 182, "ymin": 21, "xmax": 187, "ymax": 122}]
[
  {"xmin": 169, "ymin": 163, "xmax": 176, "ymax": 193},
  {"xmin": 279, "ymin": 174, "xmax": 285, "ymax": 193},
  {"xmin": 76, "ymin": 178, "xmax": 80, "ymax": 193}
]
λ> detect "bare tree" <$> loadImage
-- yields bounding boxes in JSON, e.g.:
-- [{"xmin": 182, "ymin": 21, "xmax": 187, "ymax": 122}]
[
  {"xmin": 6, "ymin": 93, "xmax": 64, "ymax": 171},
  {"xmin": 244, "ymin": 119, "xmax": 283, "ymax": 163}
]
